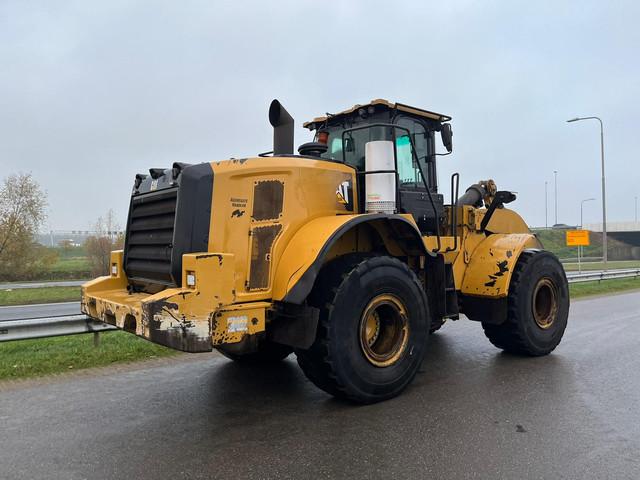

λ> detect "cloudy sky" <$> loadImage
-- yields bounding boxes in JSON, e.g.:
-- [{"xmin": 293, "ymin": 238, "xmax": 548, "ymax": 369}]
[{"xmin": 1, "ymin": 0, "xmax": 639, "ymax": 231}]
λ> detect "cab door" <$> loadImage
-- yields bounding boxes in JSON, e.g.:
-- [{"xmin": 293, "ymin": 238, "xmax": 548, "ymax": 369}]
[{"xmin": 394, "ymin": 118, "xmax": 444, "ymax": 234}]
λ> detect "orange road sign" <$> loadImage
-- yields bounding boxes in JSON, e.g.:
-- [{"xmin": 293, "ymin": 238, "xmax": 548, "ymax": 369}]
[{"xmin": 566, "ymin": 230, "xmax": 590, "ymax": 247}]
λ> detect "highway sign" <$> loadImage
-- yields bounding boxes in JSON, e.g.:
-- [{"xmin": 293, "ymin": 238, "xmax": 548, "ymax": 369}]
[{"xmin": 566, "ymin": 229, "xmax": 590, "ymax": 246}]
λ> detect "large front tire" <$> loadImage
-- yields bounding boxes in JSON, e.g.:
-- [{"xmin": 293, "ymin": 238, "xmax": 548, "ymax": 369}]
[
  {"xmin": 482, "ymin": 250, "xmax": 569, "ymax": 356},
  {"xmin": 296, "ymin": 256, "xmax": 430, "ymax": 404}
]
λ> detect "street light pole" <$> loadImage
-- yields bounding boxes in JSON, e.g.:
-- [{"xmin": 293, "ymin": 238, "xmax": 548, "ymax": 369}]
[
  {"xmin": 554, "ymin": 170, "xmax": 558, "ymax": 226},
  {"xmin": 635, "ymin": 196, "xmax": 638, "ymax": 223},
  {"xmin": 580, "ymin": 197, "xmax": 596, "ymax": 228},
  {"xmin": 544, "ymin": 181, "xmax": 548, "ymax": 228},
  {"xmin": 567, "ymin": 116, "xmax": 608, "ymax": 268}
]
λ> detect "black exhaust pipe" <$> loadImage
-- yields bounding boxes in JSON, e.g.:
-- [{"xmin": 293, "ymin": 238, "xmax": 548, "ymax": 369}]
[
  {"xmin": 269, "ymin": 99, "xmax": 294, "ymax": 155},
  {"xmin": 457, "ymin": 183, "xmax": 486, "ymax": 208}
]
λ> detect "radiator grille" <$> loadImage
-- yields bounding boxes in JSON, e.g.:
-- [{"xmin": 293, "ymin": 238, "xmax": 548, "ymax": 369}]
[
  {"xmin": 124, "ymin": 188, "xmax": 178, "ymax": 285},
  {"xmin": 248, "ymin": 224, "xmax": 282, "ymax": 290}
]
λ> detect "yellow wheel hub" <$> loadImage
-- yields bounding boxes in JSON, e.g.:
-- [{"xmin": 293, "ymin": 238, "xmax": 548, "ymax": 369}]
[
  {"xmin": 359, "ymin": 294, "xmax": 409, "ymax": 367},
  {"xmin": 532, "ymin": 277, "xmax": 559, "ymax": 330}
]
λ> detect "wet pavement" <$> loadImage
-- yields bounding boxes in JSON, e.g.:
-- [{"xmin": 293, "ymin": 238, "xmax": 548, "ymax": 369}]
[{"xmin": 1, "ymin": 291, "xmax": 639, "ymax": 479}]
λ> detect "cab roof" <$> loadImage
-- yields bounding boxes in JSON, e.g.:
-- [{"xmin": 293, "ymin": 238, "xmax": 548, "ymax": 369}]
[{"xmin": 303, "ymin": 98, "xmax": 451, "ymax": 130}]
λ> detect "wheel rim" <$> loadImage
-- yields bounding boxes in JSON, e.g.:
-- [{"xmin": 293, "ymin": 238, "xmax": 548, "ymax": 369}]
[
  {"xmin": 359, "ymin": 294, "xmax": 409, "ymax": 367},
  {"xmin": 532, "ymin": 277, "xmax": 559, "ymax": 330}
]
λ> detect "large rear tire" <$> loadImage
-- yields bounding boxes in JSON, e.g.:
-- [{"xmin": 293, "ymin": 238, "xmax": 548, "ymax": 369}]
[
  {"xmin": 482, "ymin": 250, "xmax": 569, "ymax": 356},
  {"xmin": 296, "ymin": 255, "xmax": 430, "ymax": 403}
]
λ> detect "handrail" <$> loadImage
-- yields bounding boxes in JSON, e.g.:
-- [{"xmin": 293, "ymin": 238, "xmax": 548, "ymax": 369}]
[{"xmin": 445, "ymin": 173, "xmax": 460, "ymax": 253}]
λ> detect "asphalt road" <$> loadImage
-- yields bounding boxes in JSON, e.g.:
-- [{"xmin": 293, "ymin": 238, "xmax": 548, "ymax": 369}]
[
  {"xmin": 1, "ymin": 292, "xmax": 639, "ymax": 479},
  {"xmin": 0, "ymin": 301, "xmax": 81, "ymax": 322}
]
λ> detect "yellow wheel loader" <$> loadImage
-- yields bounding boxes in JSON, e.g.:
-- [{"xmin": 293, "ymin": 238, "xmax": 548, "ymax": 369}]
[{"xmin": 82, "ymin": 99, "xmax": 569, "ymax": 403}]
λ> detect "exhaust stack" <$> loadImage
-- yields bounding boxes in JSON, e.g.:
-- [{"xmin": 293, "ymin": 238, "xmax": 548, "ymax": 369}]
[{"xmin": 269, "ymin": 99, "xmax": 294, "ymax": 155}]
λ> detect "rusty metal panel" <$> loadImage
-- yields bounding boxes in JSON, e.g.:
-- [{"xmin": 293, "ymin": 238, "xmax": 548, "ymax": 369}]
[
  {"xmin": 211, "ymin": 302, "xmax": 269, "ymax": 346},
  {"xmin": 248, "ymin": 224, "xmax": 282, "ymax": 290},
  {"xmin": 460, "ymin": 233, "xmax": 540, "ymax": 298},
  {"xmin": 251, "ymin": 180, "xmax": 284, "ymax": 221},
  {"xmin": 82, "ymin": 252, "xmax": 237, "ymax": 353}
]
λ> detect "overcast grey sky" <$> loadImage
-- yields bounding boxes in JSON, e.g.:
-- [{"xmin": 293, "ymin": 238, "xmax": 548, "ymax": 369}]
[{"xmin": 1, "ymin": 0, "xmax": 639, "ymax": 231}]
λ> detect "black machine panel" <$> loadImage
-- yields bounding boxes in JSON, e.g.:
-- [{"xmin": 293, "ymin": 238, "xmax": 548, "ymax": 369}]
[
  {"xmin": 399, "ymin": 190, "xmax": 444, "ymax": 234},
  {"xmin": 123, "ymin": 163, "xmax": 214, "ymax": 292},
  {"xmin": 125, "ymin": 188, "xmax": 178, "ymax": 285}
]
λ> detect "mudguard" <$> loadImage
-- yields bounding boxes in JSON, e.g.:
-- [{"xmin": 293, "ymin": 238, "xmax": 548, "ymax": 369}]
[
  {"xmin": 461, "ymin": 233, "xmax": 542, "ymax": 298},
  {"xmin": 272, "ymin": 213, "xmax": 431, "ymax": 304}
]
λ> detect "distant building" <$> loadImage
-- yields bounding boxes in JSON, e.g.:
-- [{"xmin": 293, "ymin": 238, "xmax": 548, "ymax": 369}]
[
  {"xmin": 583, "ymin": 222, "xmax": 640, "ymax": 233},
  {"xmin": 37, "ymin": 230, "xmax": 124, "ymax": 247}
]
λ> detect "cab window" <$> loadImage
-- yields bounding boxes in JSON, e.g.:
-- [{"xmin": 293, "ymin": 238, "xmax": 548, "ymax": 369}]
[
  {"xmin": 395, "ymin": 117, "xmax": 428, "ymax": 189},
  {"xmin": 320, "ymin": 122, "xmax": 427, "ymax": 188},
  {"xmin": 328, "ymin": 136, "xmax": 343, "ymax": 160},
  {"xmin": 341, "ymin": 125, "xmax": 391, "ymax": 171}
]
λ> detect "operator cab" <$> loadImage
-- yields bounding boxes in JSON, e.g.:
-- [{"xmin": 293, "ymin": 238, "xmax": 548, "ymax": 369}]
[{"xmin": 303, "ymin": 99, "xmax": 453, "ymax": 235}]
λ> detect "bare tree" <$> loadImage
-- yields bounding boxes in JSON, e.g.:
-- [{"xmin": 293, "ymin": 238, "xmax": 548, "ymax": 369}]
[
  {"xmin": 85, "ymin": 209, "xmax": 124, "ymax": 276},
  {"xmin": 0, "ymin": 173, "xmax": 55, "ymax": 281}
]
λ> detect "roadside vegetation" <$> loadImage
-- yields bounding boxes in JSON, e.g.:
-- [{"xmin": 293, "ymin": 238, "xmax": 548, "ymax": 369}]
[
  {"xmin": 533, "ymin": 228, "xmax": 638, "ymax": 263},
  {"xmin": 569, "ymin": 277, "xmax": 640, "ymax": 298},
  {"xmin": 0, "ymin": 331, "xmax": 177, "ymax": 380},
  {"xmin": 0, "ymin": 173, "xmax": 56, "ymax": 281},
  {"xmin": 84, "ymin": 209, "xmax": 124, "ymax": 277},
  {"xmin": 0, "ymin": 286, "xmax": 80, "ymax": 306},
  {"xmin": 534, "ymin": 229, "xmax": 604, "ymax": 259},
  {"xmin": 45, "ymin": 245, "xmax": 92, "ymax": 279},
  {"xmin": 1, "ymin": 212, "xmax": 122, "ymax": 284}
]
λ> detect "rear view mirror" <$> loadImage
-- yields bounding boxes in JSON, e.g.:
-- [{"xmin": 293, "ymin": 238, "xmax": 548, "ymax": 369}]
[{"xmin": 441, "ymin": 123, "xmax": 453, "ymax": 153}]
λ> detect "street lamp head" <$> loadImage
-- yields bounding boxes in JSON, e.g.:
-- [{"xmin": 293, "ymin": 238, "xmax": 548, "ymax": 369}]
[{"xmin": 567, "ymin": 117, "xmax": 581, "ymax": 123}]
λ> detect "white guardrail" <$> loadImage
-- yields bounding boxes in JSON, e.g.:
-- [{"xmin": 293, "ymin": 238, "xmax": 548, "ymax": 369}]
[
  {"xmin": 565, "ymin": 268, "xmax": 640, "ymax": 283},
  {"xmin": 1, "ymin": 269, "xmax": 639, "ymax": 343},
  {"xmin": 0, "ymin": 315, "xmax": 116, "ymax": 343}
]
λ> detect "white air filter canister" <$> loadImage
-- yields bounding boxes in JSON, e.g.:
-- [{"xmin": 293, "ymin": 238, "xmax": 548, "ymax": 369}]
[{"xmin": 365, "ymin": 140, "xmax": 396, "ymax": 214}]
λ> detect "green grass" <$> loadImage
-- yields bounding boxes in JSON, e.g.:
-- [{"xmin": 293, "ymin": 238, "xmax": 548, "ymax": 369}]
[
  {"xmin": 0, "ymin": 286, "xmax": 80, "ymax": 306},
  {"xmin": 1, "ymin": 254, "xmax": 93, "ymax": 283},
  {"xmin": 570, "ymin": 277, "xmax": 640, "ymax": 298},
  {"xmin": 534, "ymin": 229, "xmax": 606, "ymax": 258},
  {"xmin": 563, "ymin": 260, "xmax": 640, "ymax": 272},
  {"xmin": 0, "ymin": 331, "xmax": 177, "ymax": 380},
  {"xmin": 53, "ymin": 245, "xmax": 88, "ymax": 259},
  {"xmin": 46, "ymin": 257, "xmax": 91, "ymax": 279}
]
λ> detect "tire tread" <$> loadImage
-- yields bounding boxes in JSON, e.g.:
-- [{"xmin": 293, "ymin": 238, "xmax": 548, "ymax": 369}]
[
  {"xmin": 296, "ymin": 255, "xmax": 427, "ymax": 402},
  {"xmin": 482, "ymin": 250, "xmax": 567, "ymax": 356}
]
